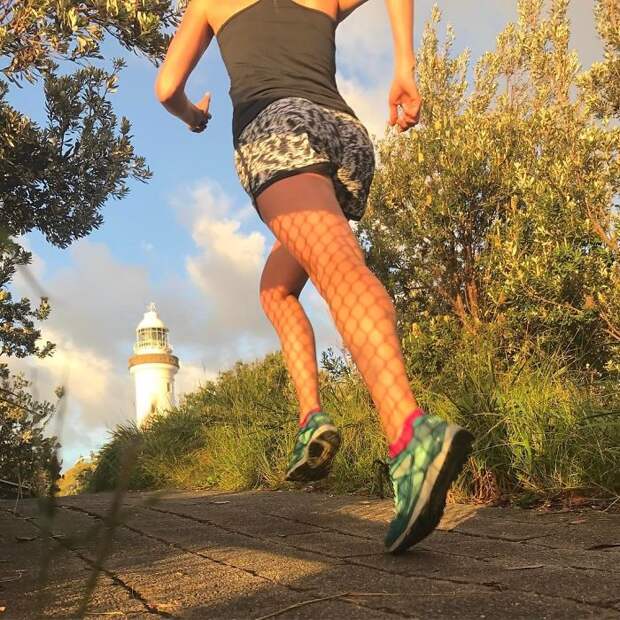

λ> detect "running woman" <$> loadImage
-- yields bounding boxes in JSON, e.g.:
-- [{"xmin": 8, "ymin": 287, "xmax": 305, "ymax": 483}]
[{"xmin": 155, "ymin": 0, "xmax": 474, "ymax": 553}]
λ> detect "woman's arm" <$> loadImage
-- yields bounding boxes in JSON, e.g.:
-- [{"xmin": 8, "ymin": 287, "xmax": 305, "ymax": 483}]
[
  {"xmin": 155, "ymin": 0, "xmax": 213, "ymax": 130},
  {"xmin": 384, "ymin": 0, "xmax": 415, "ymax": 73},
  {"xmin": 384, "ymin": 0, "xmax": 421, "ymax": 131}
]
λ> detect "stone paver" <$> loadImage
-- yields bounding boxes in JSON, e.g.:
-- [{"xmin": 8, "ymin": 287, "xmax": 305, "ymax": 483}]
[{"xmin": 0, "ymin": 489, "xmax": 618, "ymax": 619}]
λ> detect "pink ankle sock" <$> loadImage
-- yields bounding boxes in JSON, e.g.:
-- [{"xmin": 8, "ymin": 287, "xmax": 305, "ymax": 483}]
[
  {"xmin": 299, "ymin": 406, "xmax": 322, "ymax": 428},
  {"xmin": 388, "ymin": 407, "xmax": 425, "ymax": 458}
]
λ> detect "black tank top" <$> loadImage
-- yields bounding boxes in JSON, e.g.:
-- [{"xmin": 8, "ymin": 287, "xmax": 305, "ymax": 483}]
[{"xmin": 216, "ymin": 0, "xmax": 358, "ymax": 146}]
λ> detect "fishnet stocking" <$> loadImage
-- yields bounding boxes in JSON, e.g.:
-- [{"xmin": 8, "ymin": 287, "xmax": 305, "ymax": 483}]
[
  {"xmin": 259, "ymin": 245, "xmax": 321, "ymax": 424},
  {"xmin": 256, "ymin": 172, "xmax": 419, "ymax": 444}
]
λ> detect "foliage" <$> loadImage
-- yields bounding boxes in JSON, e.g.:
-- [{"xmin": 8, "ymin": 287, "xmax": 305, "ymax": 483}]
[
  {"xmin": 84, "ymin": 352, "xmax": 301, "ymax": 492},
  {"xmin": 0, "ymin": 61, "xmax": 151, "ymax": 246},
  {"xmin": 57, "ymin": 457, "xmax": 96, "ymax": 496},
  {"xmin": 357, "ymin": 0, "xmax": 620, "ymax": 378},
  {"xmin": 81, "ymin": 422, "xmax": 146, "ymax": 491},
  {"xmin": 0, "ymin": 0, "xmax": 179, "ymax": 84},
  {"xmin": 410, "ymin": 326, "xmax": 620, "ymax": 500},
  {"xmin": 0, "ymin": 370, "xmax": 61, "ymax": 494},
  {"xmin": 0, "ymin": 237, "xmax": 53, "ymax": 358},
  {"xmin": 579, "ymin": 0, "xmax": 620, "ymax": 119}
]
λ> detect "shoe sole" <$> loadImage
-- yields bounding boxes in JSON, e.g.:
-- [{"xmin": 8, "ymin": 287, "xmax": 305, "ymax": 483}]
[
  {"xmin": 285, "ymin": 424, "xmax": 341, "ymax": 482},
  {"xmin": 387, "ymin": 424, "xmax": 474, "ymax": 554}
]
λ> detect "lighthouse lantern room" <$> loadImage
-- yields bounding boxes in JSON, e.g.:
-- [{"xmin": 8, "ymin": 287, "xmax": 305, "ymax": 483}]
[{"xmin": 129, "ymin": 303, "xmax": 179, "ymax": 427}]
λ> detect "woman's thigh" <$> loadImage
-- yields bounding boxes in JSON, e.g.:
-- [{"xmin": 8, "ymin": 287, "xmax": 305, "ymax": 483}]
[{"xmin": 255, "ymin": 172, "xmax": 366, "ymax": 283}]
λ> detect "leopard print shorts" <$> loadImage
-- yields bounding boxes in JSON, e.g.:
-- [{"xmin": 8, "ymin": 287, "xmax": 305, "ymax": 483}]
[{"xmin": 234, "ymin": 97, "xmax": 375, "ymax": 223}]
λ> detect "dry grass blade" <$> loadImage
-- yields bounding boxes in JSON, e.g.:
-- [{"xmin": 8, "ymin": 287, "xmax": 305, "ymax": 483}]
[
  {"xmin": 75, "ymin": 438, "xmax": 140, "ymax": 618},
  {"xmin": 254, "ymin": 591, "xmax": 398, "ymax": 620},
  {"xmin": 0, "ymin": 570, "xmax": 24, "ymax": 584},
  {"xmin": 35, "ymin": 383, "xmax": 67, "ymax": 616}
]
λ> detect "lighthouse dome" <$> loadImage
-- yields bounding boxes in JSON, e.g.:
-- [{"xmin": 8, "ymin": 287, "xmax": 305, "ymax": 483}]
[{"xmin": 137, "ymin": 307, "xmax": 166, "ymax": 331}]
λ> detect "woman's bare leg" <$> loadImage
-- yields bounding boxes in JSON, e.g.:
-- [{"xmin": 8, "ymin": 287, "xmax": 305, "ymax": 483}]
[
  {"xmin": 256, "ymin": 172, "xmax": 419, "ymax": 444},
  {"xmin": 259, "ymin": 238, "xmax": 322, "ymax": 423}
]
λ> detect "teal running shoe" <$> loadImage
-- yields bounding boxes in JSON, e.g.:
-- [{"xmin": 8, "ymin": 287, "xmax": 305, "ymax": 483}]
[
  {"xmin": 285, "ymin": 411, "xmax": 341, "ymax": 482},
  {"xmin": 384, "ymin": 415, "xmax": 473, "ymax": 554}
]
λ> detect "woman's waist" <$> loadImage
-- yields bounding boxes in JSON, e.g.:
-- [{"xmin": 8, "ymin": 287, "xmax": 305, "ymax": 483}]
[
  {"xmin": 231, "ymin": 90, "xmax": 358, "ymax": 145},
  {"xmin": 229, "ymin": 70, "xmax": 345, "ymax": 104}
]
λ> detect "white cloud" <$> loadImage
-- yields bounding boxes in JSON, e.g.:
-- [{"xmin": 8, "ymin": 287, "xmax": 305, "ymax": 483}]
[
  {"xmin": 336, "ymin": 2, "xmax": 392, "ymax": 80},
  {"xmin": 38, "ymin": 330, "xmax": 119, "ymax": 408},
  {"xmin": 8, "ymin": 331, "xmax": 132, "ymax": 467},
  {"xmin": 172, "ymin": 179, "xmax": 274, "ymax": 362},
  {"xmin": 336, "ymin": 73, "xmax": 391, "ymax": 140},
  {"xmin": 191, "ymin": 216, "xmax": 264, "ymax": 274},
  {"xmin": 175, "ymin": 361, "xmax": 218, "ymax": 398}
]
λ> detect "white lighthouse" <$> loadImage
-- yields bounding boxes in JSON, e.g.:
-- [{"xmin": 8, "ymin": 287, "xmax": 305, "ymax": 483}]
[{"xmin": 128, "ymin": 303, "xmax": 179, "ymax": 428}]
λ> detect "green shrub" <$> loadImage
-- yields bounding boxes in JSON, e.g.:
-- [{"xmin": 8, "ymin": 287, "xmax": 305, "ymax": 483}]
[
  {"xmin": 406, "ymin": 327, "xmax": 620, "ymax": 501},
  {"xmin": 83, "ymin": 345, "xmax": 619, "ymax": 502}
]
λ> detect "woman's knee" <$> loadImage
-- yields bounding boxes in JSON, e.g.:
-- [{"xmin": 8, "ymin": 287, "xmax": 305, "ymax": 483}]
[{"xmin": 259, "ymin": 285, "xmax": 288, "ymax": 317}]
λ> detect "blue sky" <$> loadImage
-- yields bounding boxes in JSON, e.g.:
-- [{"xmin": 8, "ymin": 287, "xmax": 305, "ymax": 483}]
[{"xmin": 7, "ymin": 1, "xmax": 603, "ymax": 469}]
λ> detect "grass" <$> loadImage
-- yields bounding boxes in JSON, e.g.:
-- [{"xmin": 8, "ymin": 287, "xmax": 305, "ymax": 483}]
[
  {"xmin": 79, "ymin": 344, "xmax": 620, "ymax": 504},
  {"xmin": 416, "ymin": 346, "xmax": 620, "ymax": 502}
]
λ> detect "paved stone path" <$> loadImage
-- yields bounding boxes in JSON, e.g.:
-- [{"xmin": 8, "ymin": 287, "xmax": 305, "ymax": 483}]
[{"xmin": 1, "ymin": 489, "xmax": 619, "ymax": 618}]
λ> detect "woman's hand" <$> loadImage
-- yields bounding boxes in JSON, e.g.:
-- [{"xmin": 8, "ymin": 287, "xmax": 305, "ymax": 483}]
[
  {"xmin": 388, "ymin": 65, "xmax": 422, "ymax": 132},
  {"xmin": 187, "ymin": 92, "xmax": 212, "ymax": 133}
]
